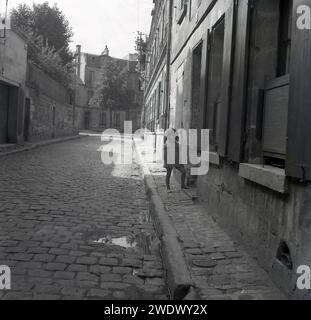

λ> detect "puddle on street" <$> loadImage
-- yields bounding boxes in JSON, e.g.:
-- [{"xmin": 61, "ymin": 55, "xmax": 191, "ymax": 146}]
[
  {"xmin": 83, "ymin": 210, "xmax": 160, "ymax": 255},
  {"xmin": 93, "ymin": 235, "xmax": 137, "ymax": 249},
  {"xmin": 89, "ymin": 232, "xmax": 159, "ymax": 255}
]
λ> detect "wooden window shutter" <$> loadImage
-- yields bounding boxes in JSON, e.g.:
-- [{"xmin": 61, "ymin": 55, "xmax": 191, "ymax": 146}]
[
  {"xmin": 218, "ymin": 0, "xmax": 236, "ymax": 157},
  {"xmin": 286, "ymin": 0, "xmax": 311, "ymax": 180},
  {"xmin": 177, "ymin": 0, "xmax": 188, "ymax": 25},
  {"xmin": 227, "ymin": 0, "xmax": 251, "ymax": 162}
]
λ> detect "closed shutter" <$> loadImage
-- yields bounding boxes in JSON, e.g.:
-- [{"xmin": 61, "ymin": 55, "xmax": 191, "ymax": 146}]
[
  {"xmin": 286, "ymin": 0, "xmax": 311, "ymax": 180},
  {"xmin": 218, "ymin": 0, "xmax": 236, "ymax": 157},
  {"xmin": 227, "ymin": 0, "xmax": 251, "ymax": 162}
]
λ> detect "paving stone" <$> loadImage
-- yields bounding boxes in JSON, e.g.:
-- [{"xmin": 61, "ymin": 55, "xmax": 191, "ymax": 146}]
[
  {"xmin": 54, "ymin": 271, "xmax": 76, "ymax": 280},
  {"xmin": 87, "ymin": 289, "xmax": 111, "ymax": 298},
  {"xmin": 35, "ymin": 284, "xmax": 61, "ymax": 294},
  {"xmin": 29, "ymin": 269, "xmax": 52, "ymax": 278},
  {"xmin": 2, "ymin": 292, "xmax": 32, "ymax": 300},
  {"xmin": 76, "ymin": 257, "xmax": 97, "ymax": 265},
  {"xmin": 99, "ymin": 257, "xmax": 119, "ymax": 266},
  {"xmin": 101, "ymin": 273, "xmax": 122, "ymax": 282},
  {"xmin": 45, "ymin": 263, "xmax": 67, "ymax": 271},
  {"xmin": 33, "ymin": 294, "xmax": 61, "ymax": 300},
  {"xmin": 225, "ymin": 252, "xmax": 244, "ymax": 259},
  {"xmin": 56, "ymin": 255, "xmax": 76, "ymax": 264},
  {"xmin": 112, "ymin": 267, "xmax": 132, "ymax": 275},
  {"xmin": 49, "ymin": 248, "xmax": 69, "ymax": 255},
  {"xmin": 123, "ymin": 275, "xmax": 144, "ymax": 285},
  {"xmin": 18, "ymin": 262, "xmax": 43, "ymax": 269},
  {"xmin": 192, "ymin": 259, "xmax": 217, "ymax": 268},
  {"xmin": 76, "ymin": 272, "xmax": 99, "ymax": 282},
  {"xmin": 61, "ymin": 287, "xmax": 86, "ymax": 297},
  {"xmin": 34, "ymin": 254, "xmax": 55, "ymax": 263},
  {"xmin": 210, "ymin": 253, "xmax": 226, "ymax": 261},
  {"xmin": 101, "ymin": 282, "xmax": 131, "ymax": 290},
  {"xmin": 9, "ymin": 253, "xmax": 33, "ymax": 262},
  {"xmin": 113, "ymin": 291, "xmax": 126, "ymax": 299},
  {"xmin": 68, "ymin": 264, "xmax": 88, "ymax": 272},
  {"xmin": 122, "ymin": 258, "xmax": 142, "ymax": 268},
  {"xmin": 76, "ymin": 281, "xmax": 98, "ymax": 289},
  {"xmin": 89, "ymin": 265, "xmax": 111, "ymax": 274}
]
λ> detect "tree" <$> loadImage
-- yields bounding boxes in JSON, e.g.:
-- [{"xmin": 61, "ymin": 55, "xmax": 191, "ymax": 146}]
[
  {"xmin": 11, "ymin": 2, "xmax": 73, "ymax": 65},
  {"xmin": 10, "ymin": 2, "xmax": 74, "ymax": 89},
  {"xmin": 89, "ymin": 58, "xmax": 136, "ymax": 111}
]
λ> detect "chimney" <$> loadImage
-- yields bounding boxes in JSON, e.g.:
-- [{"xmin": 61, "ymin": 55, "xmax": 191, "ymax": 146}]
[{"xmin": 102, "ymin": 45, "xmax": 109, "ymax": 56}]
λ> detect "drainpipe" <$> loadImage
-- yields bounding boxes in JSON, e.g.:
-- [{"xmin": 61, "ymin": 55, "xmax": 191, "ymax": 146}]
[{"xmin": 164, "ymin": 0, "xmax": 173, "ymax": 131}]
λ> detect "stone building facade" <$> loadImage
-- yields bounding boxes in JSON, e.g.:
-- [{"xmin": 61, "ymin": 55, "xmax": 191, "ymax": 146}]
[
  {"xmin": 75, "ymin": 46, "xmax": 143, "ymax": 132},
  {"xmin": 143, "ymin": 0, "xmax": 172, "ymax": 132},
  {"xmin": 143, "ymin": 0, "xmax": 311, "ymax": 299},
  {"xmin": 0, "ymin": 30, "xmax": 27, "ymax": 144}
]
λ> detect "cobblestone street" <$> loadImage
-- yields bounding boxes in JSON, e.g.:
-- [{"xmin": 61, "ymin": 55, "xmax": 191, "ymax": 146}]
[{"xmin": 0, "ymin": 136, "xmax": 168, "ymax": 300}]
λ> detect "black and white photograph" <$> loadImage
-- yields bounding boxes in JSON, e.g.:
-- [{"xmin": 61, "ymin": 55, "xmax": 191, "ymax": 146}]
[{"xmin": 0, "ymin": 0, "xmax": 311, "ymax": 308}]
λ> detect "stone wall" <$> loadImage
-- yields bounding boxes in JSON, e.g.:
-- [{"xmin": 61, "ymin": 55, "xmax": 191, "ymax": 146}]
[
  {"xmin": 28, "ymin": 89, "xmax": 78, "ymax": 142},
  {"xmin": 27, "ymin": 63, "xmax": 84, "ymax": 142},
  {"xmin": 197, "ymin": 163, "xmax": 311, "ymax": 299}
]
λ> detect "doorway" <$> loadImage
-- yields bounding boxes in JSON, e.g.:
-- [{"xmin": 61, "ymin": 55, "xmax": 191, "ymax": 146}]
[
  {"xmin": 24, "ymin": 98, "xmax": 31, "ymax": 142},
  {"xmin": 84, "ymin": 111, "xmax": 90, "ymax": 130},
  {"xmin": 0, "ymin": 83, "xmax": 9, "ymax": 144}
]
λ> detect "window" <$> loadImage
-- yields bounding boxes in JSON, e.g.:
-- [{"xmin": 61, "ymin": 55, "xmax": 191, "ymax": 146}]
[
  {"xmin": 177, "ymin": 0, "xmax": 188, "ymax": 25},
  {"xmin": 161, "ymin": 5, "xmax": 166, "ymax": 43},
  {"xmin": 100, "ymin": 112, "xmax": 106, "ymax": 127},
  {"xmin": 191, "ymin": 42, "xmax": 203, "ymax": 129},
  {"xmin": 277, "ymin": 0, "xmax": 293, "ymax": 76},
  {"xmin": 87, "ymin": 71, "xmax": 95, "ymax": 85},
  {"xmin": 114, "ymin": 113, "xmax": 121, "ymax": 128},
  {"xmin": 243, "ymin": 0, "xmax": 293, "ymax": 166},
  {"xmin": 205, "ymin": 19, "xmax": 225, "ymax": 150},
  {"xmin": 87, "ymin": 90, "xmax": 94, "ymax": 102}
]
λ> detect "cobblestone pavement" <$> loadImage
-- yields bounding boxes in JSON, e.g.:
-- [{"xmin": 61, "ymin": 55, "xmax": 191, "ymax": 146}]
[
  {"xmin": 0, "ymin": 135, "xmax": 168, "ymax": 300},
  {"xmin": 141, "ymin": 152, "xmax": 285, "ymax": 300}
]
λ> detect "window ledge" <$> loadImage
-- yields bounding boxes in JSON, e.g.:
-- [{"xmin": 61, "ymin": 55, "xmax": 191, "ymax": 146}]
[
  {"xmin": 209, "ymin": 152, "xmax": 220, "ymax": 166},
  {"xmin": 239, "ymin": 163, "xmax": 288, "ymax": 194}
]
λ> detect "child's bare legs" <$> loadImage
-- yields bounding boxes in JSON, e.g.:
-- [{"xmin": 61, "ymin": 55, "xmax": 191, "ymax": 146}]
[
  {"xmin": 177, "ymin": 165, "xmax": 188, "ymax": 189},
  {"xmin": 166, "ymin": 167, "xmax": 173, "ymax": 191}
]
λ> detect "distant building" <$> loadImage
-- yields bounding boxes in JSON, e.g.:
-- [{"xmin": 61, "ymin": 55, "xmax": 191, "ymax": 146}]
[{"xmin": 74, "ymin": 45, "xmax": 143, "ymax": 132}]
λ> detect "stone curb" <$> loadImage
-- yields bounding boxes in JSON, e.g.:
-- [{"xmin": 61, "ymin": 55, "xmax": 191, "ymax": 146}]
[
  {"xmin": 0, "ymin": 135, "xmax": 83, "ymax": 157},
  {"xmin": 134, "ymin": 141, "xmax": 194, "ymax": 300}
]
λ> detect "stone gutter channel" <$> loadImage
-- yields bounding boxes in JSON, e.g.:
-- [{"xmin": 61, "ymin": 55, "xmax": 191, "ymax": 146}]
[{"xmin": 134, "ymin": 139, "xmax": 195, "ymax": 300}]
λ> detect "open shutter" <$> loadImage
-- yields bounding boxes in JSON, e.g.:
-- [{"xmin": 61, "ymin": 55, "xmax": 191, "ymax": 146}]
[
  {"xmin": 198, "ymin": 30, "xmax": 210, "ymax": 131},
  {"xmin": 286, "ymin": 0, "xmax": 311, "ymax": 180},
  {"xmin": 227, "ymin": 0, "xmax": 251, "ymax": 162},
  {"xmin": 177, "ymin": 0, "xmax": 188, "ymax": 25},
  {"xmin": 218, "ymin": 0, "xmax": 236, "ymax": 157}
]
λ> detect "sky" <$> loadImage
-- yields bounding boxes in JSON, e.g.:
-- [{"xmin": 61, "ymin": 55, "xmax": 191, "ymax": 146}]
[{"xmin": 4, "ymin": 0, "xmax": 153, "ymax": 58}]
